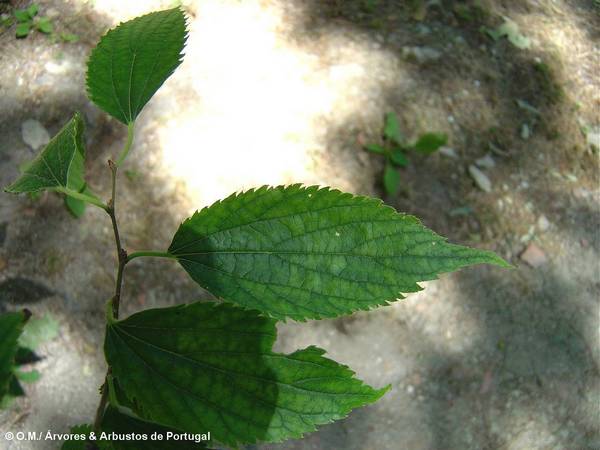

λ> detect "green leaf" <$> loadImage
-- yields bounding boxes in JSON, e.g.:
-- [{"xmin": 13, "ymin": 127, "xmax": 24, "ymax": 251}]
[
  {"xmin": 103, "ymin": 406, "xmax": 208, "ymax": 449},
  {"xmin": 0, "ymin": 375, "xmax": 25, "ymax": 409},
  {"xmin": 5, "ymin": 113, "xmax": 84, "ymax": 193},
  {"xmin": 383, "ymin": 112, "xmax": 403, "ymax": 144},
  {"xmin": 61, "ymin": 33, "xmax": 79, "ymax": 43},
  {"xmin": 168, "ymin": 185, "xmax": 509, "ymax": 320},
  {"xmin": 484, "ymin": 19, "xmax": 530, "ymax": 49},
  {"xmin": 86, "ymin": 8, "xmax": 187, "ymax": 124},
  {"xmin": 383, "ymin": 164, "xmax": 400, "ymax": 194},
  {"xmin": 14, "ymin": 369, "xmax": 41, "ymax": 383},
  {"xmin": 364, "ymin": 144, "xmax": 386, "ymax": 155},
  {"xmin": 4, "ymin": 113, "xmax": 102, "ymax": 208},
  {"xmin": 0, "ymin": 311, "xmax": 28, "ymax": 403},
  {"xmin": 413, "ymin": 132, "xmax": 447, "ymax": 154},
  {"xmin": 27, "ymin": 4, "xmax": 39, "ymax": 18},
  {"xmin": 19, "ymin": 314, "xmax": 59, "ymax": 351},
  {"xmin": 14, "ymin": 9, "xmax": 32, "ymax": 23},
  {"xmin": 105, "ymin": 301, "xmax": 387, "ymax": 446},
  {"xmin": 15, "ymin": 21, "xmax": 31, "ymax": 38},
  {"xmin": 36, "ymin": 17, "xmax": 53, "ymax": 34},
  {"xmin": 390, "ymin": 148, "xmax": 408, "ymax": 167}
]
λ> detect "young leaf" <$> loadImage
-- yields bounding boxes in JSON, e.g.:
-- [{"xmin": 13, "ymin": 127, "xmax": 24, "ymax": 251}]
[
  {"xmin": 15, "ymin": 21, "xmax": 31, "ymax": 38},
  {"xmin": 168, "ymin": 185, "xmax": 509, "ymax": 320},
  {"xmin": 383, "ymin": 163, "xmax": 400, "ymax": 194},
  {"xmin": 4, "ymin": 113, "xmax": 102, "ymax": 208},
  {"xmin": 13, "ymin": 9, "xmax": 32, "ymax": 23},
  {"xmin": 0, "ymin": 311, "xmax": 29, "ymax": 403},
  {"xmin": 105, "ymin": 301, "xmax": 387, "ymax": 446},
  {"xmin": 36, "ymin": 17, "xmax": 53, "ymax": 34},
  {"xmin": 364, "ymin": 143, "xmax": 386, "ymax": 155},
  {"xmin": 27, "ymin": 4, "xmax": 39, "ymax": 18},
  {"xmin": 86, "ymin": 8, "xmax": 187, "ymax": 124},
  {"xmin": 413, "ymin": 132, "xmax": 447, "ymax": 154},
  {"xmin": 390, "ymin": 148, "xmax": 408, "ymax": 167},
  {"xmin": 19, "ymin": 314, "xmax": 59, "ymax": 351},
  {"xmin": 14, "ymin": 369, "xmax": 41, "ymax": 383},
  {"xmin": 383, "ymin": 112, "xmax": 403, "ymax": 144}
]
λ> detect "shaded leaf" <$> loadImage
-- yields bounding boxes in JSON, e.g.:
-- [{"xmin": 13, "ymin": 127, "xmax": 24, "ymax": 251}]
[
  {"xmin": 0, "ymin": 311, "xmax": 28, "ymax": 404},
  {"xmin": 413, "ymin": 132, "xmax": 447, "ymax": 154},
  {"xmin": 383, "ymin": 112, "xmax": 403, "ymax": 144},
  {"xmin": 383, "ymin": 164, "xmax": 400, "ymax": 194},
  {"xmin": 86, "ymin": 8, "xmax": 187, "ymax": 124},
  {"xmin": 364, "ymin": 144, "xmax": 386, "ymax": 155},
  {"xmin": 168, "ymin": 185, "xmax": 509, "ymax": 320},
  {"xmin": 390, "ymin": 148, "xmax": 408, "ymax": 167},
  {"xmin": 0, "ymin": 375, "xmax": 25, "ymax": 409},
  {"xmin": 105, "ymin": 301, "xmax": 387, "ymax": 446}
]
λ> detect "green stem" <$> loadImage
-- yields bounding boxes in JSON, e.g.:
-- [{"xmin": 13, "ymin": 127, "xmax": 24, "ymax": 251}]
[
  {"xmin": 126, "ymin": 250, "xmax": 175, "ymax": 263},
  {"xmin": 56, "ymin": 187, "xmax": 108, "ymax": 211},
  {"xmin": 115, "ymin": 122, "xmax": 135, "ymax": 167}
]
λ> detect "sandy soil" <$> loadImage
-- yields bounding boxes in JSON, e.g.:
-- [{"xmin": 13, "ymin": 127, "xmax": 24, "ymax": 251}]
[{"xmin": 0, "ymin": 0, "xmax": 598, "ymax": 449}]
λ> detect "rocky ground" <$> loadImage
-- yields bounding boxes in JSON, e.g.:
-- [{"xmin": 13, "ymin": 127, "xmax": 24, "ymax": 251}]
[{"xmin": 0, "ymin": 0, "xmax": 598, "ymax": 449}]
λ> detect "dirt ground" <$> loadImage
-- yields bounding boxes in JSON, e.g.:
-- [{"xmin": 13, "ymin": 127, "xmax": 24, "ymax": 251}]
[{"xmin": 0, "ymin": 0, "xmax": 598, "ymax": 449}]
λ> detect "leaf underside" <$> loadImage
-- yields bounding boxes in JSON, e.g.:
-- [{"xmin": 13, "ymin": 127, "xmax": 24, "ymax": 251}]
[
  {"xmin": 4, "ymin": 113, "xmax": 85, "ymax": 194},
  {"xmin": 168, "ymin": 185, "xmax": 509, "ymax": 321},
  {"xmin": 86, "ymin": 8, "xmax": 187, "ymax": 124},
  {"xmin": 105, "ymin": 301, "xmax": 387, "ymax": 447}
]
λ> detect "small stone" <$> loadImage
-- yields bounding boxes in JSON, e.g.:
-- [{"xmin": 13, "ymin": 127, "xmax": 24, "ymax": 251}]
[
  {"xmin": 401, "ymin": 46, "xmax": 442, "ymax": 64},
  {"xmin": 21, "ymin": 119, "xmax": 50, "ymax": 150},
  {"xmin": 439, "ymin": 146, "xmax": 458, "ymax": 158},
  {"xmin": 537, "ymin": 215, "xmax": 550, "ymax": 232},
  {"xmin": 520, "ymin": 243, "xmax": 548, "ymax": 267},
  {"xmin": 520, "ymin": 123, "xmax": 531, "ymax": 140},
  {"xmin": 475, "ymin": 154, "xmax": 495, "ymax": 169},
  {"xmin": 468, "ymin": 165, "xmax": 492, "ymax": 192}
]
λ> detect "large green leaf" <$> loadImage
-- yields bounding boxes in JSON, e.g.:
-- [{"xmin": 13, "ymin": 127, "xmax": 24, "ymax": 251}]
[
  {"xmin": 4, "ymin": 113, "xmax": 85, "ymax": 194},
  {"xmin": 86, "ymin": 8, "xmax": 187, "ymax": 124},
  {"xmin": 105, "ymin": 301, "xmax": 387, "ymax": 447},
  {"xmin": 0, "ymin": 311, "xmax": 28, "ymax": 403},
  {"xmin": 168, "ymin": 185, "xmax": 509, "ymax": 320},
  {"xmin": 63, "ymin": 408, "xmax": 206, "ymax": 450}
]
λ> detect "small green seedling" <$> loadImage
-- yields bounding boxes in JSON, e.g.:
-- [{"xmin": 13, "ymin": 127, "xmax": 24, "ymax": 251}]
[
  {"xmin": 365, "ymin": 112, "xmax": 447, "ymax": 195},
  {"xmin": 13, "ymin": 4, "xmax": 53, "ymax": 38},
  {"xmin": 3, "ymin": 8, "xmax": 507, "ymax": 448}
]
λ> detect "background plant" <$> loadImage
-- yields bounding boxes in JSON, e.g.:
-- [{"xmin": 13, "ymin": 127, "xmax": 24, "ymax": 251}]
[
  {"xmin": 0, "ymin": 3, "xmax": 78, "ymax": 42},
  {"xmin": 3, "ymin": 8, "xmax": 507, "ymax": 449},
  {"xmin": 364, "ymin": 112, "xmax": 447, "ymax": 195}
]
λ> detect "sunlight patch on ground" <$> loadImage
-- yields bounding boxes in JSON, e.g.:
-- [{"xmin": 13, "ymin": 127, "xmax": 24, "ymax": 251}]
[{"xmin": 92, "ymin": 0, "xmax": 399, "ymax": 209}]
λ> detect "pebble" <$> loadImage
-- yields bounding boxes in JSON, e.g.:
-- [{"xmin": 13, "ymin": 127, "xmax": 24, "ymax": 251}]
[
  {"xmin": 521, "ymin": 123, "xmax": 531, "ymax": 140},
  {"xmin": 439, "ymin": 146, "xmax": 458, "ymax": 159},
  {"xmin": 21, "ymin": 119, "xmax": 50, "ymax": 150},
  {"xmin": 537, "ymin": 215, "xmax": 550, "ymax": 232},
  {"xmin": 468, "ymin": 165, "xmax": 492, "ymax": 192},
  {"xmin": 401, "ymin": 46, "xmax": 442, "ymax": 64},
  {"xmin": 475, "ymin": 154, "xmax": 495, "ymax": 169},
  {"xmin": 520, "ymin": 243, "xmax": 548, "ymax": 267}
]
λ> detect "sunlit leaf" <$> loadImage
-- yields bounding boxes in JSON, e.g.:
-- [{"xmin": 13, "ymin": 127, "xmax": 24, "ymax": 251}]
[
  {"xmin": 86, "ymin": 8, "xmax": 187, "ymax": 124},
  {"xmin": 105, "ymin": 301, "xmax": 387, "ymax": 446},
  {"xmin": 168, "ymin": 185, "xmax": 509, "ymax": 320}
]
